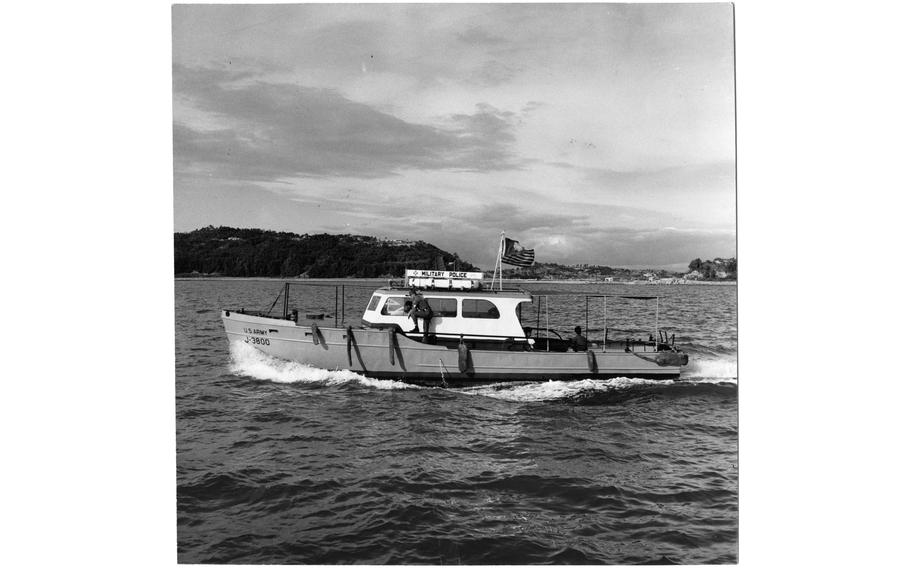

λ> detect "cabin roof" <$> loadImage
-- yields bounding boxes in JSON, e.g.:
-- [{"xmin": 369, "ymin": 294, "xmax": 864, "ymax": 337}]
[{"xmin": 374, "ymin": 286, "xmax": 532, "ymax": 300}]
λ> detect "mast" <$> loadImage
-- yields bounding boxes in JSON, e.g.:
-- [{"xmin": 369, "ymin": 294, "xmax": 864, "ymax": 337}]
[{"xmin": 655, "ymin": 297, "xmax": 660, "ymax": 348}]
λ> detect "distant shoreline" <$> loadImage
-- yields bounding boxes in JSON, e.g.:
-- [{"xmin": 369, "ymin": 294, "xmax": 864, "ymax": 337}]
[{"xmin": 175, "ymin": 275, "xmax": 736, "ymax": 285}]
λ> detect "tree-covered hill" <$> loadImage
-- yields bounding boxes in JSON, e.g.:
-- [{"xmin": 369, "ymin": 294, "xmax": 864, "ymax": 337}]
[
  {"xmin": 495, "ymin": 259, "xmax": 735, "ymax": 281},
  {"xmin": 174, "ymin": 226, "xmax": 479, "ymax": 278},
  {"xmin": 685, "ymin": 257, "xmax": 737, "ymax": 280}
]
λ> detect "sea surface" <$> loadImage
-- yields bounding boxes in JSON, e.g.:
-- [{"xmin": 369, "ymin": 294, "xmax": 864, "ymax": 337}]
[{"xmin": 176, "ymin": 279, "xmax": 737, "ymax": 564}]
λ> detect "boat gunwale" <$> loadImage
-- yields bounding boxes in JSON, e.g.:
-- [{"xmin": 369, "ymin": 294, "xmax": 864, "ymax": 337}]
[{"xmin": 223, "ymin": 312, "xmax": 670, "ymax": 354}]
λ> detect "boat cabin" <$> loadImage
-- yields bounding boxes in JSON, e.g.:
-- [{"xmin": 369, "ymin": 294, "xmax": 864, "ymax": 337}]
[{"xmin": 361, "ymin": 270, "xmax": 533, "ymax": 347}]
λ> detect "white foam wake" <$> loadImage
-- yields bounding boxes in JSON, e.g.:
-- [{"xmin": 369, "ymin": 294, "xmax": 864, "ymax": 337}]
[
  {"xmin": 228, "ymin": 341, "xmax": 417, "ymax": 390},
  {"xmin": 228, "ymin": 341, "xmax": 736, "ymax": 398},
  {"xmin": 684, "ymin": 356, "xmax": 738, "ymax": 384},
  {"xmin": 458, "ymin": 377, "xmax": 668, "ymax": 402}
]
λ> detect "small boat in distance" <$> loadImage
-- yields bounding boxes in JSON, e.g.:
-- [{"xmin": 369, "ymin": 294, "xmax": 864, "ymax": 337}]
[{"xmin": 221, "ymin": 269, "xmax": 688, "ymax": 386}]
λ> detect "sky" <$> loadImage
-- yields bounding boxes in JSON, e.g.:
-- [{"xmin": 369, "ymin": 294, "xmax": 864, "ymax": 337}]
[{"xmin": 172, "ymin": 3, "xmax": 735, "ymax": 270}]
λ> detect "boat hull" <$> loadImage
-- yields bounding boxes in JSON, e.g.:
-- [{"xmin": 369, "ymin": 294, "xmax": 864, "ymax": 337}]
[{"xmin": 222, "ymin": 311, "xmax": 683, "ymax": 385}]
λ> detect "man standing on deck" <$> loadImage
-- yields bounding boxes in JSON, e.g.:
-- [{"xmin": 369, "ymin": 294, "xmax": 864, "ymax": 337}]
[{"xmin": 569, "ymin": 326, "xmax": 588, "ymax": 351}]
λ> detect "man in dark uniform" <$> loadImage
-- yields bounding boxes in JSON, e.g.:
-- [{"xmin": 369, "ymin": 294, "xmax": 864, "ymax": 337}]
[
  {"xmin": 407, "ymin": 290, "xmax": 433, "ymax": 341},
  {"xmin": 569, "ymin": 326, "xmax": 588, "ymax": 352}
]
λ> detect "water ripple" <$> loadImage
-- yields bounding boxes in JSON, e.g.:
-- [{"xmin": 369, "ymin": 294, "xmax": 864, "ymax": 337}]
[{"xmin": 176, "ymin": 279, "xmax": 738, "ymax": 564}]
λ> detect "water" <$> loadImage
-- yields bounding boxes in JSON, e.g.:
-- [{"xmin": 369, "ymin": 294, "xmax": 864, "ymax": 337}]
[{"xmin": 176, "ymin": 279, "xmax": 737, "ymax": 564}]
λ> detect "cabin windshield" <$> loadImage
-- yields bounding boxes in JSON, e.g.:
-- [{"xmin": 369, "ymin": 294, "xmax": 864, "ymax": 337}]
[
  {"xmin": 381, "ymin": 296, "xmax": 409, "ymax": 315},
  {"xmin": 366, "ymin": 295, "xmax": 381, "ymax": 311}
]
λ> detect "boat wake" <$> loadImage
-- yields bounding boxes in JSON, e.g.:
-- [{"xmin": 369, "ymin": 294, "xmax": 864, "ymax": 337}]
[
  {"xmin": 456, "ymin": 377, "xmax": 671, "ymax": 402},
  {"xmin": 228, "ymin": 341, "xmax": 736, "ymax": 401},
  {"xmin": 682, "ymin": 356, "xmax": 738, "ymax": 384},
  {"xmin": 228, "ymin": 341, "xmax": 416, "ymax": 391}
]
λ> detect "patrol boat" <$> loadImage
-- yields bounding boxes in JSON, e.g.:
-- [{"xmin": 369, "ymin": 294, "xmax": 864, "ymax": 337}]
[{"xmin": 221, "ymin": 269, "xmax": 688, "ymax": 385}]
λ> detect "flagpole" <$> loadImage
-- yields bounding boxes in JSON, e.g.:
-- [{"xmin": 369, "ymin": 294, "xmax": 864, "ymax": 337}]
[
  {"xmin": 490, "ymin": 233, "xmax": 498, "ymax": 290},
  {"xmin": 492, "ymin": 233, "xmax": 498, "ymax": 290},
  {"xmin": 497, "ymin": 231, "xmax": 505, "ymax": 290}
]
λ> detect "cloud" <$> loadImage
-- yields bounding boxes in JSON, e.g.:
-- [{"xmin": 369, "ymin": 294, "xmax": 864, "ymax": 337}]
[
  {"xmin": 175, "ymin": 164, "xmax": 732, "ymax": 269},
  {"xmin": 582, "ymin": 161, "xmax": 734, "ymax": 190},
  {"xmin": 521, "ymin": 101, "xmax": 546, "ymax": 115},
  {"xmin": 172, "ymin": 5, "xmax": 736, "ymax": 268},
  {"xmin": 532, "ymin": 226, "xmax": 735, "ymax": 268},
  {"xmin": 286, "ymin": 185, "xmax": 722, "ymax": 267},
  {"xmin": 577, "ymin": 161, "xmax": 736, "ymax": 228},
  {"xmin": 173, "ymin": 64, "xmax": 522, "ymax": 180},
  {"xmin": 457, "ymin": 26, "xmax": 507, "ymax": 46},
  {"xmin": 461, "ymin": 202, "xmax": 586, "ymax": 233},
  {"xmin": 470, "ymin": 59, "xmax": 524, "ymax": 87}
]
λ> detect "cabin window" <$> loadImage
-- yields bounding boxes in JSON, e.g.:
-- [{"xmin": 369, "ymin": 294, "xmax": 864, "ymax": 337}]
[
  {"xmin": 366, "ymin": 295, "xmax": 381, "ymax": 311},
  {"xmin": 381, "ymin": 296, "xmax": 410, "ymax": 316},
  {"xmin": 426, "ymin": 297, "xmax": 457, "ymax": 317},
  {"xmin": 462, "ymin": 299, "xmax": 500, "ymax": 319}
]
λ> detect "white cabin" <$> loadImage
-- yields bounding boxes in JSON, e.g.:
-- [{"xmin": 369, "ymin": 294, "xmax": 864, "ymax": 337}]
[{"xmin": 361, "ymin": 270, "xmax": 532, "ymax": 341}]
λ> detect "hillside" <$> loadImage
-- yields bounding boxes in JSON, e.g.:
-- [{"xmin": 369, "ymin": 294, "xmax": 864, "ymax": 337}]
[
  {"xmin": 175, "ymin": 226, "xmax": 735, "ymax": 282},
  {"xmin": 684, "ymin": 258, "xmax": 737, "ymax": 281},
  {"xmin": 174, "ymin": 226, "xmax": 479, "ymax": 278},
  {"xmin": 495, "ymin": 259, "xmax": 736, "ymax": 282}
]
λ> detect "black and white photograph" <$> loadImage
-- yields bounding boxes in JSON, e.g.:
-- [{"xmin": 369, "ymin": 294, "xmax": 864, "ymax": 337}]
[
  {"xmin": 173, "ymin": 3, "xmax": 736, "ymax": 564},
  {"xmin": 10, "ymin": 1, "xmax": 910, "ymax": 567}
]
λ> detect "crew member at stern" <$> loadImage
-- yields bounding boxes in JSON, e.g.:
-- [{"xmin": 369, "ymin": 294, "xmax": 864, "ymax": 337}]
[{"xmin": 569, "ymin": 326, "xmax": 588, "ymax": 352}]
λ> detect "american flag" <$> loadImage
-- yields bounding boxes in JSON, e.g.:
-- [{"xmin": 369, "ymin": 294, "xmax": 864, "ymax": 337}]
[{"xmin": 501, "ymin": 237, "xmax": 535, "ymax": 267}]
